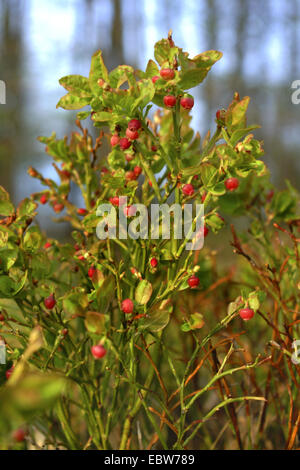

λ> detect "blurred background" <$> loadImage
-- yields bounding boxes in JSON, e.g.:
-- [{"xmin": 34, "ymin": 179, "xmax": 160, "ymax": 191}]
[{"xmin": 0, "ymin": 0, "xmax": 299, "ymax": 237}]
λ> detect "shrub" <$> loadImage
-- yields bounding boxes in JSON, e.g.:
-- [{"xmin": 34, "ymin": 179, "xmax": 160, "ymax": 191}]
[{"xmin": 0, "ymin": 32, "xmax": 299, "ymax": 450}]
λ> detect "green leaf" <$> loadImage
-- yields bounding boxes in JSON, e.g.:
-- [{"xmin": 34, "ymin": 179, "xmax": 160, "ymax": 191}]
[
  {"xmin": 31, "ymin": 252, "xmax": 52, "ymax": 278},
  {"xmin": 178, "ymin": 50, "xmax": 222, "ymax": 89},
  {"xmin": 111, "ymin": 90, "xmax": 137, "ymax": 113},
  {"xmin": 0, "ymin": 186, "xmax": 14, "ymax": 217},
  {"xmin": 110, "ymin": 65, "xmax": 137, "ymax": 90},
  {"xmin": 181, "ymin": 312, "xmax": 205, "ymax": 332},
  {"xmin": 89, "ymin": 268, "xmax": 105, "ymax": 288},
  {"xmin": 82, "ymin": 213, "xmax": 100, "ymax": 231},
  {"xmin": 192, "ymin": 50, "xmax": 223, "ymax": 68},
  {"xmin": 0, "ymin": 248, "xmax": 18, "ymax": 271},
  {"xmin": 178, "ymin": 69, "xmax": 209, "ymax": 90},
  {"xmin": 210, "ymin": 181, "xmax": 226, "ymax": 196},
  {"xmin": 180, "ymin": 164, "xmax": 202, "ymax": 177},
  {"xmin": 219, "ymin": 193, "xmax": 245, "ymax": 216},
  {"xmin": 154, "ymin": 39, "xmax": 175, "ymax": 66},
  {"xmin": 151, "ymin": 92, "xmax": 165, "ymax": 108},
  {"xmin": 89, "ymin": 50, "xmax": 109, "ymax": 94},
  {"xmin": 232, "ymin": 97, "xmax": 250, "ymax": 128},
  {"xmin": 206, "ymin": 213, "xmax": 225, "ymax": 233},
  {"xmin": 108, "ymin": 149, "xmax": 126, "ymax": 169},
  {"xmin": 23, "ymin": 226, "xmax": 43, "ymax": 252},
  {"xmin": 112, "ymin": 67, "xmax": 135, "ymax": 91},
  {"xmin": 90, "ymin": 96, "xmax": 103, "ymax": 112},
  {"xmin": 62, "ymin": 289, "xmax": 89, "ymax": 316},
  {"xmin": 40, "ymin": 134, "xmax": 70, "ymax": 162},
  {"xmin": 0, "ymin": 226, "xmax": 12, "ymax": 247},
  {"xmin": 59, "ymin": 75, "xmax": 91, "ymax": 98},
  {"xmin": 234, "ymin": 153, "xmax": 266, "ymax": 178},
  {"xmin": 13, "ymin": 270, "xmax": 28, "ymax": 296},
  {"xmin": 200, "ymin": 163, "xmax": 218, "ymax": 189},
  {"xmin": 141, "ymin": 299, "xmax": 172, "ymax": 332},
  {"xmin": 91, "ymin": 111, "xmax": 112, "ymax": 125},
  {"xmin": 145, "ymin": 59, "xmax": 159, "ymax": 77},
  {"xmin": 56, "ymin": 93, "xmax": 90, "ymax": 110},
  {"xmin": 135, "ymin": 280, "xmax": 153, "ymax": 305},
  {"xmin": 77, "ymin": 111, "xmax": 90, "ymax": 120},
  {"xmin": 109, "ymin": 66, "xmax": 130, "ymax": 89},
  {"xmin": 177, "ymin": 49, "xmax": 192, "ymax": 71},
  {"xmin": 17, "ymin": 198, "xmax": 37, "ymax": 218},
  {"xmin": 0, "ymin": 372, "xmax": 65, "ymax": 435},
  {"xmin": 230, "ymin": 125, "xmax": 260, "ymax": 146},
  {"xmin": 248, "ymin": 292, "xmax": 260, "ymax": 311},
  {"xmin": 227, "ymin": 296, "xmax": 243, "ymax": 316},
  {"xmin": 0, "ymin": 299, "xmax": 24, "ymax": 322},
  {"xmin": 181, "ymin": 323, "xmax": 191, "ymax": 332},
  {"xmin": 226, "ymin": 96, "xmax": 250, "ymax": 133},
  {"xmin": 250, "ymin": 219, "xmax": 264, "ymax": 239},
  {"xmin": 131, "ymin": 79, "xmax": 155, "ymax": 112},
  {"xmin": 85, "ymin": 311, "xmax": 106, "ymax": 335},
  {"xmin": 95, "ymin": 275, "xmax": 115, "ymax": 313},
  {"xmin": 271, "ymin": 190, "xmax": 297, "ymax": 220},
  {"xmin": 0, "ymin": 276, "xmax": 15, "ymax": 295},
  {"xmin": 0, "ymin": 270, "xmax": 28, "ymax": 297}
]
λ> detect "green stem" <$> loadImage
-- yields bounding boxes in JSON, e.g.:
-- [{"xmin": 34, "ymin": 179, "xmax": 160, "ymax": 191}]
[
  {"xmin": 202, "ymin": 127, "xmax": 222, "ymax": 158},
  {"xmin": 56, "ymin": 398, "xmax": 80, "ymax": 450},
  {"xmin": 143, "ymin": 125, "xmax": 173, "ymax": 171},
  {"xmin": 182, "ymin": 396, "xmax": 265, "ymax": 448},
  {"xmin": 135, "ymin": 142, "xmax": 162, "ymax": 203},
  {"xmin": 119, "ymin": 339, "xmax": 159, "ymax": 450}
]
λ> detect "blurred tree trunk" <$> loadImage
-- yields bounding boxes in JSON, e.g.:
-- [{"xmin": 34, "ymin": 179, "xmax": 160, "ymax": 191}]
[
  {"xmin": 0, "ymin": 0, "xmax": 23, "ymax": 199},
  {"xmin": 202, "ymin": 0, "xmax": 217, "ymax": 126},
  {"xmin": 109, "ymin": 0, "xmax": 124, "ymax": 68},
  {"xmin": 289, "ymin": 0, "xmax": 299, "ymax": 79},
  {"xmin": 231, "ymin": 0, "xmax": 249, "ymax": 93}
]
